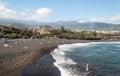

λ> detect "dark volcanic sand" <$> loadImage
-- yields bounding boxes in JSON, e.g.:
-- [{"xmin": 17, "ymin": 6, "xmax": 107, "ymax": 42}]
[
  {"xmin": 0, "ymin": 39, "xmax": 97, "ymax": 76},
  {"xmin": 22, "ymin": 54, "xmax": 61, "ymax": 76}
]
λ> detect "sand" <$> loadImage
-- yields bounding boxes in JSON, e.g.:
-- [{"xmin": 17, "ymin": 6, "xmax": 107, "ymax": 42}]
[{"xmin": 0, "ymin": 39, "xmax": 99, "ymax": 76}]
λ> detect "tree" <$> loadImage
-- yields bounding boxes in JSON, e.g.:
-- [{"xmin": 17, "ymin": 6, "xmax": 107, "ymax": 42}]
[{"xmin": 61, "ymin": 26, "xmax": 66, "ymax": 33}]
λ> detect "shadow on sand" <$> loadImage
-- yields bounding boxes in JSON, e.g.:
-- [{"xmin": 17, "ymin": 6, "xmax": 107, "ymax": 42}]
[{"xmin": 22, "ymin": 54, "xmax": 61, "ymax": 76}]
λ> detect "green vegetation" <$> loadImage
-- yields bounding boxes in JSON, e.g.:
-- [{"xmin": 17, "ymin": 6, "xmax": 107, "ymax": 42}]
[
  {"xmin": 50, "ymin": 26, "xmax": 120, "ymax": 40},
  {"xmin": 50, "ymin": 28, "xmax": 102, "ymax": 40},
  {"xmin": 0, "ymin": 25, "xmax": 120, "ymax": 40},
  {"xmin": 0, "ymin": 26, "xmax": 33, "ymax": 39}
]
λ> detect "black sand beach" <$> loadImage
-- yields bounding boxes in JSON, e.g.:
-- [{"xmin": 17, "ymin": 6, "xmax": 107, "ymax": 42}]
[
  {"xmin": 0, "ymin": 39, "xmax": 92, "ymax": 76},
  {"xmin": 22, "ymin": 54, "xmax": 61, "ymax": 76}
]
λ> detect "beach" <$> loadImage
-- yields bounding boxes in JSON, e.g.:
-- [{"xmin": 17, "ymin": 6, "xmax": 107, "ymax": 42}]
[{"xmin": 0, "ymin": 39, "xmax": 93, "ymax": 76}]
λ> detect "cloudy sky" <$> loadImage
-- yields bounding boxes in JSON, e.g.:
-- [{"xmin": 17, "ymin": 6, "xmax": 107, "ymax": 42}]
[{"xmin": 0, "ymin": 0, "xmax": 120, "ymax": 23}]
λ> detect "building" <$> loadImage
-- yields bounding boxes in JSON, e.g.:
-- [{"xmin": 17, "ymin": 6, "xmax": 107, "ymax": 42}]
[{"xmin": 33, "ymin": 25, "xmax": 53, "ymax": 34}]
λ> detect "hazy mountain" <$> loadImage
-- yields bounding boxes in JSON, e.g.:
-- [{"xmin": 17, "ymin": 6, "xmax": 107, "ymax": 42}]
[
  {"xmin": 36, "ymin": 21, "xmax": 120, "ymax": 31},
  {"xmin": 0, "ymin": 18, "xmax": 120, "ymax": 31},
  {"xmin": 0, "ymin": 18, "xmax": 29, "ymax": 28}
]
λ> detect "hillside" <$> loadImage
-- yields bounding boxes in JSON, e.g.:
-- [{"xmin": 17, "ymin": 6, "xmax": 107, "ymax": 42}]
[
  {"xmin": 47, "ymin": 21, "xmax": 120, "ymax": 31},
  {"xmin": 0, "ymin": 19, "xmax": 120, "ymax": 31}
]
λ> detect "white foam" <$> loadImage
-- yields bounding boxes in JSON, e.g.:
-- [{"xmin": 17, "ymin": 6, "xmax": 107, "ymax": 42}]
[
  {"xmin": 51, "ymin": 48, "xmax": 78, "ymax": 76},
  {"xmin": 51, "ymin": 42, "xmax": 120, "ymax": 76},
  {"xmin": 51, "ymin": 43, "xmax": 90, "ymax": 76},
  {"xmin": 51, "ymin": 42, "xmax": 97, "ymax": 76}
]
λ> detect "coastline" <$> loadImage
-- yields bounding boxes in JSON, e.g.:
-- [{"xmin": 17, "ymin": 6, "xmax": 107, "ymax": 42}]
[
  {"xmin": 0, "ymin": 39, "xmax": 92, "ymax": 76},
  {"xmin": 0, "ymin": 39, "xmax": 119, "ymax": 76}
]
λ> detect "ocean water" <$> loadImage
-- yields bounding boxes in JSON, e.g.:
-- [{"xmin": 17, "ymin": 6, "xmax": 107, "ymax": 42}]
[{"xmin": 51, "ymin": 42, "xmax": 120, "ymax": 76}]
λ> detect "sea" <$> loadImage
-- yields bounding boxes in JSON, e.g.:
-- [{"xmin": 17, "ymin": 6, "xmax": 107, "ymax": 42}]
[
  {"xmin": 22, "ymin": 42, "xmax": 120, "ymax": 76},
  {"xmin": 51, "ymin": 42, "xmax": 120, "ymax": 76}
]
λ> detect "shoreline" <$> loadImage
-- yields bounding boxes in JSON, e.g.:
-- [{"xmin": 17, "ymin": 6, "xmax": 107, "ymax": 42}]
[
  {"xmin": 0, "ymin": 39, "xmax": 90, "ymax": 76},
  {"xmin": 5, "ymin": 45, "xmax": 58, "ymax": 76},
  {"xmin": 0, "ymin": 39, "xmax": 119, "ymax": 76}
]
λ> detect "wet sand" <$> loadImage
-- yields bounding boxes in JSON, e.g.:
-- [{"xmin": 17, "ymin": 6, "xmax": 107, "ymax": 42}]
[
  {"xmin": 0, "ymin": 39, "xmax": 99, "ymax": 76},
  {"xmin": 22, "ymin": 54, "xmax": 61, "ymax": 76}
]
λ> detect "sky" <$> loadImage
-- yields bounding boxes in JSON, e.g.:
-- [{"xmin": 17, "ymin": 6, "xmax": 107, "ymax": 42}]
[{"xmin": 0, "ymin": 0, "xmax": 120, "ymax": 23}]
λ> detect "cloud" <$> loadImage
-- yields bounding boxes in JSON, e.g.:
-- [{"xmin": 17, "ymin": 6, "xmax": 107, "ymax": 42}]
[
  {"xmin": 78, "ymin": 20, "xmax": 86, "ymax": 23},
  {"xmin": 110, "ymin": 14, "xmax": 120, "ymax": 22},
  {"xmin": 20, "ymin": 12, "xmax": 26, "ymax": 16},
  {"xmin": 90, "ymin": 17, "xmax": 106, "ymax": 22},
  {"xmin": 27, "ymin": 7, "xmax": 51, "ymax": 21},
  {"xmin": 0, "ymin": 2, "xmax": 52, "ymax": 21},
  {"xmin": 0, "ymin": 2, "xmax": 17, "ymax": 19}
]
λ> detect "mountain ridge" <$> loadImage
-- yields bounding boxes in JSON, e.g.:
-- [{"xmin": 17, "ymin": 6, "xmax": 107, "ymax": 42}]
[{"xmin": 0, "ymin": 18, "xmax": 120, "ymax": 31}]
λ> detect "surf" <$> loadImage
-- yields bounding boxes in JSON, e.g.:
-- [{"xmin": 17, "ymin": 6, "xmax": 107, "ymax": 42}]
[{"xmin": 51, "ymin": 42, "xmax": 120, "ymax": 76}]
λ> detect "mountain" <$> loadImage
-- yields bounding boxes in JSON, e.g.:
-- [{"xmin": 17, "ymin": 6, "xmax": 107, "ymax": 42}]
[
  {"xmin": 0, "ymin": 18, "xmax": 120, "ymax": 31},
  {"xmin": 36, "ymin": 21, "xmax": 120, "ymax": 31},
  {"xmin": 0, "ymin": 18, "xmax": 29, "ymax": 28}
]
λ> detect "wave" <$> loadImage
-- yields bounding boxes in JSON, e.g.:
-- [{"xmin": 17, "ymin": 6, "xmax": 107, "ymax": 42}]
[
  {"xmin": 51, "ymin": 42, "xmax": 120, "ymax": 76},
  {"xmin": 50, "ymin": 43, "xmax": 93, "ymax": 76}
]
